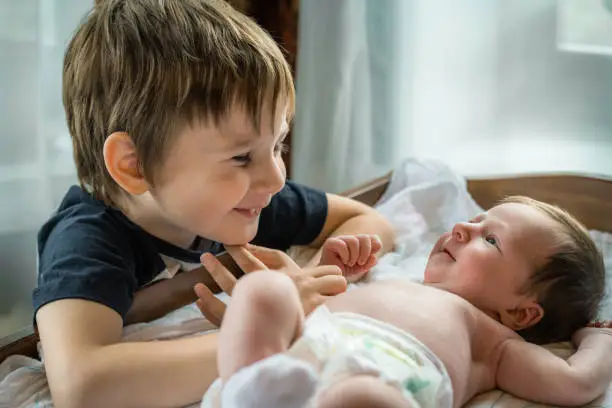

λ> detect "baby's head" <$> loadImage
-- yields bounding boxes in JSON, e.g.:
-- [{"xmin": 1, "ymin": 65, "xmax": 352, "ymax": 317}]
[
  {"xmin": 424, "ymin": 196, "xmax": 605, "ymax": 344},
  {"xmin": 64, "ymin": 0, "xmax": 293, "ymax": 245}
]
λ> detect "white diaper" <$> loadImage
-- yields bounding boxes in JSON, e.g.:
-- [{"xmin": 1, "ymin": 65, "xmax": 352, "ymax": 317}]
[{"xmin": 202, "ymin": 306, "xmax": 453, "ymax": 408}]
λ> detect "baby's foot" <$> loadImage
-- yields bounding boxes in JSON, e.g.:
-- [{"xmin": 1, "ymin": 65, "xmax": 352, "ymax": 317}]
[{"xmin": 221, "ymin": 354, "xmax": 318, "ymax": 408}]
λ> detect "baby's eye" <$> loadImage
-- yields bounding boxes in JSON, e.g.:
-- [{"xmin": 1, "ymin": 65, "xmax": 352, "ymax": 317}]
[
  {"xmin": 485, "ymin": 236, "xmax": 497, "ymax": 246},
  {"xmin": 232, "ymin": 153, "xmax": 251, "ymax": 166}
]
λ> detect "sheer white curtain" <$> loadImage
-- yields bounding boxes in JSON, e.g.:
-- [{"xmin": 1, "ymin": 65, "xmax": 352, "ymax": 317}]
[
  {"xmin": 0, "ymin": 1, "xmax": 91, "ymax": 340},
  {"xmin": 292, "ymin": 0, "xmax": 413, "ymax": 193},
  {"xmin": 292, "ymin": 0, "xmax": 612, "ymax": 193}
]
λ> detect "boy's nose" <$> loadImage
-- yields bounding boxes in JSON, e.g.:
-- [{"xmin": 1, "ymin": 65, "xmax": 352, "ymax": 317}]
[{"xmin": 254, "ymin": 157, "xmax": 286, "ymax": 195}]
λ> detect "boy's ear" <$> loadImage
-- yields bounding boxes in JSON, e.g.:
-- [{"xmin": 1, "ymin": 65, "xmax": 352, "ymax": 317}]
[
  {"xmin": 103, "ymin": 132, "xmax": 149, "ymax": 195},
  {"xmin": 500, "ymin": 300, "xmax": 544, "ymax": 331}
]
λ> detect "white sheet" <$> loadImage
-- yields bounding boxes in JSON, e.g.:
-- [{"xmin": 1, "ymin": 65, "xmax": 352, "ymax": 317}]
[{"xmin": 1, "ymin": 158, "xmax": 610, "ymax": 407}]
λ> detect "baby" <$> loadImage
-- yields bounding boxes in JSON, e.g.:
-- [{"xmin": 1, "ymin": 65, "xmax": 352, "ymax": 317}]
[{"xmin": 202, "ymin": 196, "xmax": 611, "ymax": 408}]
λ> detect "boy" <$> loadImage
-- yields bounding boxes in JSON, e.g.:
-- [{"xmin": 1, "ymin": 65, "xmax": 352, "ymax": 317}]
[
  {"xmin": 200, "ymin": 196, "xmax": 612, "ymax": 407},
  {"xmin": 33, "ymin": 1, "xmax": 394, "ymax": 407}
]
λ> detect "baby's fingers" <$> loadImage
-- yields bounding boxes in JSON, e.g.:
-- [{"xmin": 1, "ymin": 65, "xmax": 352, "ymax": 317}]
[
  {"xmin": 341, "ymin": 236, "xmax": 360, "ymax": 266},
  {"xmin": 356, "ymin": 234, "xmax": 372, "ymax": 266},
  {"xmin": 324, "ymin": 238, "xmax": 350, "ymax": 264},
  {"xmin": 370, "ymin": 235, "xmax": 383, "ymax": 255}
]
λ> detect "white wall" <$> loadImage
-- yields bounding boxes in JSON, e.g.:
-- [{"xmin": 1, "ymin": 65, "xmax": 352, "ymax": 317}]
[
  {"xmin": 0, "ymin": 0, "xmax": 90, "ymax": 339},
  {"xmin": 410, "ymin": 0, "xmax": 612, "ymax": 177}
]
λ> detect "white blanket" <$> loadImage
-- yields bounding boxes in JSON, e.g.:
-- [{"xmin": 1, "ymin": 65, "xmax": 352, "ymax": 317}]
[{"xmin": 1, "ymin": 158, "xmax": 610, "ymax": 408}]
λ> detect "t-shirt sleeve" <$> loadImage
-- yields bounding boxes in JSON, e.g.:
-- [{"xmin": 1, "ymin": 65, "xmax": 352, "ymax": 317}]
[
  {"xmin": 33, "ymin": 215, "xmax": 138, "ymax": 321},
  {"xmin": 253, "ymin": 180, "xmax": 328, "ymax": 251}
]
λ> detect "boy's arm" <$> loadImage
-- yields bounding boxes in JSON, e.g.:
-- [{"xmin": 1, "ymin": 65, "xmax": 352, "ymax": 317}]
[
  {"xmin": 126, "ymin": 252, "xmax": 244, "ymax": 324},
  {"xmin": 496, "ymin": 331, "xmax": 612, "ymax": 406},
  {"xmin": 304, "ymin": 193, "xmax": 395, "ymax": 266},
  {"xmin": 37, "ymin": 298, "xmax": 218, "ymax": 408},
  {"xmin": 125, "ymin": 266, "xmax": 212, "ymax": 324}
]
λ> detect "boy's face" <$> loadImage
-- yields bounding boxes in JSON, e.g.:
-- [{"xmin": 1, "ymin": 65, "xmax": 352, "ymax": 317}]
[
  {"xmin": 424, "ymin": 203, "xmax": 558, "ymax": 320},
  {"xmin": 145, "ymin": 103, "xmax": 288, "ymax": 246}
]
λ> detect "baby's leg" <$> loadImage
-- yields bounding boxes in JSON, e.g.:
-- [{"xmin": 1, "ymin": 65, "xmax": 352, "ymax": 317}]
[
  {"xmin": 217, "ymin": 270, "xmax": 304, "ymax": 381},
  {"xmin": 318, "ymin": 375, "xmax": 410, "ymax": 408}
]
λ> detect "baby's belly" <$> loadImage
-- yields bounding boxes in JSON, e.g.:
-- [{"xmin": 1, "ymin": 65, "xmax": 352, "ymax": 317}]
[{"xmin": 325, "ymin": 281, "xmax": 475, "ymax": 405}]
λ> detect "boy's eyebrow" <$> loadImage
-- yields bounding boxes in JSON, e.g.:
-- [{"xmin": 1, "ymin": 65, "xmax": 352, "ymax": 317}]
[
  {"xmin": 228, "ymin": 136, "xmax": 257, "ymax": 150},
  {"xmin": 226, "ymin": 121, "xmax": 289, "ymax": 149}
]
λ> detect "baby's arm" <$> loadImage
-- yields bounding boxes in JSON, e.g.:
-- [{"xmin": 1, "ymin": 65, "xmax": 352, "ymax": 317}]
[
  {"xmin": 304, "ymin": 194, "xmax": 395, "ymax": 266},
  {"xmin": 496, "ymin": 329, "xmax": 612, "ymax": 406}
]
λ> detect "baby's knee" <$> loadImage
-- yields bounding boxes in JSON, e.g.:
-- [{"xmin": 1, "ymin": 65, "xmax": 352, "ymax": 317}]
[
  {"xmin": 233, "ymin": 271, "xmax": 299, "ymax": 315},
  {"xmin": 318, "ymin": 375, "xmax": 410, "ymax": 408}
]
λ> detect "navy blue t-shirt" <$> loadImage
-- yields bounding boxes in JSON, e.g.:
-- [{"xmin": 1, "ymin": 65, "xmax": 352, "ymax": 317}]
[{"xmin": 33, "ymin": 180, "xmax": 328, "ymax": 321}]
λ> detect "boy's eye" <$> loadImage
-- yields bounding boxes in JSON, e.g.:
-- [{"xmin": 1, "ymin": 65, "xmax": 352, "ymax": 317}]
[
  {"xmin": 485, "ymin": 236, "xmax": 497, "ymax": 246},
  {"xmin": 232, "ymin": 153, "xmax": 251, "ymax": 165}
]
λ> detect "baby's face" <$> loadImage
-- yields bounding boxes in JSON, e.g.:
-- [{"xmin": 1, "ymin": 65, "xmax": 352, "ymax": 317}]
[{"xmin": 424, "ymin": 203, "xmax": 559, "ymax": 320}]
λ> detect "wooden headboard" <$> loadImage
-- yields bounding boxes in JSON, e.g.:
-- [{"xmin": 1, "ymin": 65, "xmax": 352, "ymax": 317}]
[
  {"xmin": 345, "ymin": 173, "xmax": 612, "ymax": 233},
  {"xmin": 2, "ymin": 172, "xmax": 612, "ymax": 364}
]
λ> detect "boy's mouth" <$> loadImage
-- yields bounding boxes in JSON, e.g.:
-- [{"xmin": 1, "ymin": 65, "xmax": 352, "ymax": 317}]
[{"xmin": 233, "ymin": 208, "xmax": 262, "ymax": 218}]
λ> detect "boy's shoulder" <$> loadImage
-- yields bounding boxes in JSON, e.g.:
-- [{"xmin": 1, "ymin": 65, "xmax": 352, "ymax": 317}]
[
  {"xmin": 34, "ymin": 185, "xmax": 162, "ymax": 320},
  {"xmin": 254, "ymin": 180, "xmax": 328, "ymax": 250},
  {"xmin": 38, "ymin": 185, "xmax": 143, "ymax": 263}
]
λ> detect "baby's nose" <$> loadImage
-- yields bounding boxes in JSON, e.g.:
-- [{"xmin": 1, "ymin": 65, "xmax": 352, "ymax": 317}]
[{"xmin": 452, "ymin": 223, "xmax": 470, "ymax": 242}]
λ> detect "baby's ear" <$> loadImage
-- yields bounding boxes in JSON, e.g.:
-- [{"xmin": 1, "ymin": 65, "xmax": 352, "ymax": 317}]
[{"xmin": 500, "ymin": 301, "xmax": 544, "ymax": 331}]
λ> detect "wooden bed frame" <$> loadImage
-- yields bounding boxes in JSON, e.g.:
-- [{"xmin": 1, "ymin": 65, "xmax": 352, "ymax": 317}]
[{"xmin": 2, "ymin": 172, "xmax": 612, "ymax": 365}]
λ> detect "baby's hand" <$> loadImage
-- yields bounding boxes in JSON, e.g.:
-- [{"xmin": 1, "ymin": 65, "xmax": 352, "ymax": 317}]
[
  {"xmin": 572, "ymin": 324, "xmax": 612, "ymax": 347},
  {"xmin": 320, "ymin": 234, "xmax": 382, "ymax": 283}
]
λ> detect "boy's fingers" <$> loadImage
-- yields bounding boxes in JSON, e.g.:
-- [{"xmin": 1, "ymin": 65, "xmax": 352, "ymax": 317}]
[
  {"xmin": 201, "ymin": 252, "xmax": 237, "ymax": 295},
  {"xmin": 196, "ymin": 300, "xmax": 223, "ymax": 327},
  {"xmin": 307, "ymin": 265, "xmax": 343, "ymax": 278},
  {"xmin": 194, "ymin": 283, "xmax": 225, "ymax": 327},
  {"xmin": 246, "ymin": 244, "xmax": 297, "ymax": 270},
  {"xmin": 225, "ymin": 246, "xmax": 268, "ymax": 273},
  {"xmin": 312, "ymin": 274, "xmax": 348, "ymax": 295}
]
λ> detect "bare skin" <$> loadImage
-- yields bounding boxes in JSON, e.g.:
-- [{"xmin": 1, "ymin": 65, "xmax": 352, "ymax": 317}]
[
  {"xmin": 324, "ymin": 280, "xmax": 513, "ymax": 407},
  {"xmin": 205, "ymin": 202, "xmax": 612, "ymax": 407},
  {"xmin": 214, "ymin": 270, "xmax": 612, "ymax": 408},
  {"xmin": 37, "ymin": 104, "xmax": 393, "ymax": 408}
]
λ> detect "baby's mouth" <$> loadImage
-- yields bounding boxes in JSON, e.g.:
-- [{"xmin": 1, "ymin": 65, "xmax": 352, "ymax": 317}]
[{"xmin": 442, "ymin": 248, "xmax": 455, "ymax": 261}]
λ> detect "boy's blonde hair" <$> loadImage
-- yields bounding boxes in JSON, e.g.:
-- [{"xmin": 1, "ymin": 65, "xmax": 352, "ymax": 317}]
[
  {"xmin": 64, "ymin": 0, "xmax": 295, "ymax": 205},
  {"xmin": 501, "ymin": 196, "xmax": 605, "ymax": 344}
]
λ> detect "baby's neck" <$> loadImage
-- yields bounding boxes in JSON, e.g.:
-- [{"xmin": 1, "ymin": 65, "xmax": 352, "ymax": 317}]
[{"xmin": 420, "ymin": 280, "xmax": 503, "ymax": 324}]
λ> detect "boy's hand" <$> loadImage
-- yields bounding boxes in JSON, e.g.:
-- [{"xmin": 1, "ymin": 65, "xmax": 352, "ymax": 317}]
[
  {"xmin": 194, "ymin": 245, "xmax": 347, "ymax": 326},
  {"xmin": 320, "ymin": 234, "xmax": 382, "ymax": 282}
]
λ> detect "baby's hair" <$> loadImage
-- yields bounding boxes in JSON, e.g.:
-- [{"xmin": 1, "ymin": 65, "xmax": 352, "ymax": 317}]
[
  {"xmin": 64, "ymin": 0, "xmax": 294, "ymax": 205},
  {"xmin": 500, "ymin": 196, "xmax": 605, "ymax": 344}
]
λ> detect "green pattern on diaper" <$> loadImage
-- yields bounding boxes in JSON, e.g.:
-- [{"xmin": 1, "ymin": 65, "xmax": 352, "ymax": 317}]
[
  {"xmin": 404, "ymin": 377, "xmax": 431, "ymax": 394},
  {"xmin": 340, "ymin": 327, "xmax": 421, "ymax": 367}
]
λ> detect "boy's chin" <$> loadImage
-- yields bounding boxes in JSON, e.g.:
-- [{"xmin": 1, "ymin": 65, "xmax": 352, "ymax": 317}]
[{"xmin": 214, "ymin": 226, "xmax": 258, "ymax": 246}]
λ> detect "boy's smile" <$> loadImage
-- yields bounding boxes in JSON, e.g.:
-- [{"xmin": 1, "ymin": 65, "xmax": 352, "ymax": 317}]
[{"xmin": 121, "ymin": 102, "xmax": 289, "ymax": 248}]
